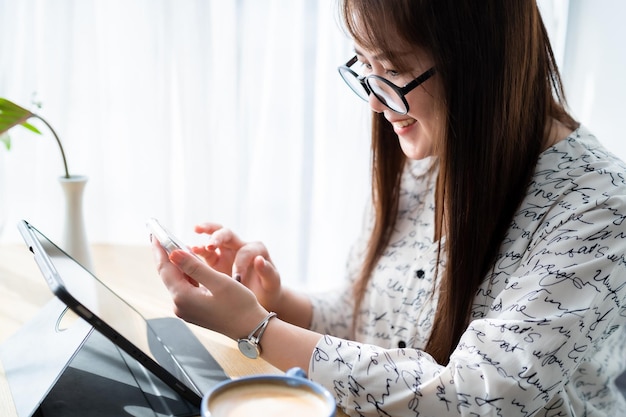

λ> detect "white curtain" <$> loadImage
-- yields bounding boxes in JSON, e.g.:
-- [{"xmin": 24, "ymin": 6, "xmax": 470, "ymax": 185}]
[
  {"xmin": 1, "ymin": 0, "xmax": 625, "ymax": 290},
  {"xmin": 0, "ymin": 0, "xmax": 371, "ymax": 290},
  {"xmin": 537, "ymin": 0, "xmax": 626, "ymax": 160}
]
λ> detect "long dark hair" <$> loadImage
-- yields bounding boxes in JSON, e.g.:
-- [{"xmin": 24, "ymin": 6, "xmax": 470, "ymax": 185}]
[{"xmin": 341, "ymin": 0, "xmax": 578, "ymax": 364}]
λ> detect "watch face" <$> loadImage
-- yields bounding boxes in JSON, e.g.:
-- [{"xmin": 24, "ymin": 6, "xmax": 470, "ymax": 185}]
[{"xmin": 238, "ymin": 339, "xmax": 260, "ymax": 359}]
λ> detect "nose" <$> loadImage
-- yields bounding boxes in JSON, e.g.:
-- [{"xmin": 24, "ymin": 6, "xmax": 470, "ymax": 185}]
[{"xmin": 368, "ymin": 93, "xmax": 386, "ymax": 114}]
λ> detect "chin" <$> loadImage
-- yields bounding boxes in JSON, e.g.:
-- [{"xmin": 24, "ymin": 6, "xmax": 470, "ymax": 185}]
[{"xmin": 399, "ymin": 137, "xmax": 433, "ymax": 160}]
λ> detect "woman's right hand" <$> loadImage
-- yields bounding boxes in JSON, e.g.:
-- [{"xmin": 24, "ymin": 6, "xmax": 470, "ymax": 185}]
[{"xmin": 191, "ymin": 223, "xmax": 283, "ymax": 313}]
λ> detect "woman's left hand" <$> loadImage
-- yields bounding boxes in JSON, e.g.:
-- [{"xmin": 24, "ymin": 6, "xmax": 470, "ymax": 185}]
[{"xmin": 151, "ymin": 239, "xmax": 268, "ymax": 340}]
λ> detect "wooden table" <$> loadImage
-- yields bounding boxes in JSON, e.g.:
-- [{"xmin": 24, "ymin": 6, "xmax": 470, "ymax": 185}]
[{"xmin": 0, "ymin": 244, "xmax": 347, "ymax": 417}]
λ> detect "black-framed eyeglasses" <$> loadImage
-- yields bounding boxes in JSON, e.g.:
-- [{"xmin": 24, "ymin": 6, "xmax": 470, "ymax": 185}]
[{"xmin": 338, "ymin": 55, "xmax": 436, "ymax": 115}]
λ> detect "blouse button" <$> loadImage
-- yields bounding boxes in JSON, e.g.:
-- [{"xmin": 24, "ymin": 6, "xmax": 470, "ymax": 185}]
[
  {"xmin": 415, "ymin": 269, "xmax": 425, "ymax": 279},
  {"xmin": 398, "ymin": 341, "xmax": 407, "ymax": 348}
]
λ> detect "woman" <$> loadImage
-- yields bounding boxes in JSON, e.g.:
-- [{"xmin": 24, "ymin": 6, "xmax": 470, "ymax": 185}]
[{"xmin": 153, "ymin": 1, "xmax": 626, "ymax": 415}]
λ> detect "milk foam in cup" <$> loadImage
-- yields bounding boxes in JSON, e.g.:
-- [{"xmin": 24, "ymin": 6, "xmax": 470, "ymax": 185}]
[{"xmin": 201, "ymin": 368, "xmax": 336, "ymax": 417}]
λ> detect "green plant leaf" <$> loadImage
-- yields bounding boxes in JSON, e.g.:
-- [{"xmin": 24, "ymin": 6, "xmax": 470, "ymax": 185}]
[
  {"xmin": 0, "ymin": 97, "xmax": 70, "ymax": 177},
  {"xmin": 21, "ymin": 121, "xmax": 42, "ymax": 134},
  {"xmin": 0, "ymin": 98, "xmax": 37, "ymax": 135}
]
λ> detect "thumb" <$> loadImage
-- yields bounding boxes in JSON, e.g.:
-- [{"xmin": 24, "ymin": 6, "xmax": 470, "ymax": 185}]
[
  {"xmin": 169, "ymin": 249, "xmax": 209, "ymax": 287},
  {"xmin": 254, "ymin": 256, "xmax": 280, "ymax": 290}
]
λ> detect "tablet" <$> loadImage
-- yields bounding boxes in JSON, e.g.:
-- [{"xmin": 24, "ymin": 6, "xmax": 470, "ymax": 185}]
[{"xmin": 17, "ymin": 220, "xmax": 224, "ymax": 408}]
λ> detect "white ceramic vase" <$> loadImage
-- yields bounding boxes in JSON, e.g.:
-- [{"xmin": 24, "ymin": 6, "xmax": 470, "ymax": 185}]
[{"xmin": 58, "ymin": 175, "xmax": 93, "ymax": 271}]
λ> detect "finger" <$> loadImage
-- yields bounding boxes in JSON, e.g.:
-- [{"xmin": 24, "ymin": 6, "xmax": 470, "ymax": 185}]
[
  {"xmin": 206, "ymin": 228, "xmax": 246, "ymax": 250},
  {"xmin": 152, "ymin": 236, "xmax": 200, "ymax": 287},
  {"xmin": 169, "ymin": 249, "xmax": 227, "ymax": 291},
  {"xmin": 194, "ymin": 222, "xmax": 223, "ymax": 235},
  {"xmin": 191, "ymin": 245, "xmax": 220, "ymax": 265},
  {"xmin": 152, "ymin": 239, "xmax": 198, "ymax": 291},
  {"xmin": 232, "ymin": 242, "xmax": 268, "ymax": 279},
  {"xmin": 254, "ymin": 255, "xmax": 281, "ymax": 291}
]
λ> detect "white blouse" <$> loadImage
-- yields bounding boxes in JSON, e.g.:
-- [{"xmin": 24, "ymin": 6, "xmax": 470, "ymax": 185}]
[{"xmin": 308, "ymin": 126, "xmax": 626, "ymax": 416}]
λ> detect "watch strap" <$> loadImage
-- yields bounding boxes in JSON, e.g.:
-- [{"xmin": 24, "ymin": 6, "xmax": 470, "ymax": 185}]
[{"xmin": 237, "ymin": 312, "xmax": 277, "ymax": 359}]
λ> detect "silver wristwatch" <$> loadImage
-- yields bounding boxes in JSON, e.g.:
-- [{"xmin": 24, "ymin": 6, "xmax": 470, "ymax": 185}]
[{"xmin": 237, "ymin": 312, "xmax": 277, "ymax": 359}]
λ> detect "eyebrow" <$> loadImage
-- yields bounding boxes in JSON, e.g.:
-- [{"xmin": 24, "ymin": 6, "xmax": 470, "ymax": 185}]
[
  {"xmin": 353, "ymin": 47, "xmax": 412, "ymax": 63},
  {"xmin": 354, "ymin": 47, "xmax": 386, "ymax": 61}
]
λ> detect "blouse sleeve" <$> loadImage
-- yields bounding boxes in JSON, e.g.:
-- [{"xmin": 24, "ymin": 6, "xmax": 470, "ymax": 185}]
[{"xmin": 308, "ymin": 193, "xmax": 626, "ymax": 416}]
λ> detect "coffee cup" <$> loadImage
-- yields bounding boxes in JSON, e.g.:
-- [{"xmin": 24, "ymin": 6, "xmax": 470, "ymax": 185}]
[{"xmin": 201, "ymin": 367, "xmax": 336, "ymax": 417}]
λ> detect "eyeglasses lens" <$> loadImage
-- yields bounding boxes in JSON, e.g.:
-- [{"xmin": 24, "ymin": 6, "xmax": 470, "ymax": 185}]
[
  {"xmin": 339, "ymin": 68, "xmax": 369, "ymax": 101},
  {"xmin": 338, "ymin": 64, "xmax": 409, "ymax": 114},
  {"xmin": 367, "ymin": 78, "xmax": 405, "ymax": 113}
]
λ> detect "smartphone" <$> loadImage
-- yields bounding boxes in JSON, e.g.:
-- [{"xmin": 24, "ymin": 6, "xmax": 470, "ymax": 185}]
[{"xmin": 146, "ymin": 218, "xmax": 196, "ymax": 256}]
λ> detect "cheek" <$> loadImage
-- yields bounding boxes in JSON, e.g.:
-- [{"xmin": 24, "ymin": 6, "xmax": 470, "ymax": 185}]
[
  {"xmin": 407, "ymin": 85, "xmax": 442, "ymax": 135},
  {"xmin": 407, "ymin": 103, "xmax": 437, "ymax": 139},
  {"xmin": 407, "ymin": 87, "xmax": 437, "ymax": 119},
  {"xmin": 401, "ymin": 100, "xmax": 441, "ymax": 159}
]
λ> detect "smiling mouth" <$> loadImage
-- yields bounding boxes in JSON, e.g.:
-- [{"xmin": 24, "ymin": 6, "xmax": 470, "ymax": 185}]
[{"xmin": 391, "ymin": 118, "xmax": 417, "ymax": 130}]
